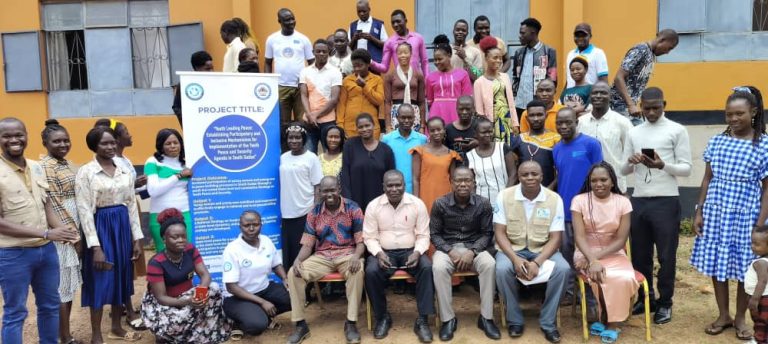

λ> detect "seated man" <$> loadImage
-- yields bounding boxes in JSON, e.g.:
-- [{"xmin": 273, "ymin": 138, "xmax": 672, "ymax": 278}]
[
  {"xmin": 364, "ymin": 170, "xmax": 434, "ymax": 342},
  {"xmin": 494, "ymin": 161, "xmax": 570, "ymax": 343},
  {"xmin": 431, "ymin": 166, "xmax": 501, "ymax": 341},
  {"xmin": 286, "ymin": 176, "xmax": 365, "ymax": 344}
]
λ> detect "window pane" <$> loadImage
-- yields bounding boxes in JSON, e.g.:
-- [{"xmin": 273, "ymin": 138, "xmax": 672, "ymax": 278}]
[
  {"xmin": 43, "ymin": 2, "xmax": 84, "ymax": 31},
  {"xmin": 168, "ymin": 23, "xmax": 204, "ymax": 85},
  {"xmin": 131, "ymin": 27, "xmax": 171, "ymax": 88},
  {"xmin": 755, "ymin": 0, "xmax": 768, "ymax": 31},
  {"xmin": 2, "ymin": 31, "xmax": 43, "ymax": 92},
  {"xmin": 707, "ymin": 0, "xmax": 751, "ymax": 32},
  {"xmin": 85, "ymin": 28, "xmax": 133, "ymax": 90},
  {"xmin": 658, "ymin": 0, "xmax": 706, "ymax": 32},
  {"xmin": 129, "ymin": 0, "xmax": 169, "ymax": 28},
  {"xmin": 45, "ymin": 30, "xmax": 88, "ymax": 91},
  {"xmin": 85, "ymin": 0, "xmax": 128, "ymax": 27}
]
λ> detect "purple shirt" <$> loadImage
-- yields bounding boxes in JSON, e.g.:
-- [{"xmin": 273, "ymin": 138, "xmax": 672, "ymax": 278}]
[{"xmin": 371, "ymin": 31, "xmax": 429, "ymax": 77}]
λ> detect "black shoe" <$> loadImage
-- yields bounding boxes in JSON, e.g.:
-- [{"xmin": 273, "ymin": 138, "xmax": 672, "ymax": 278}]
[
  {"xmin": 632, "ymin": 298, "xmax": 657, "ymax": 315},
  {"xmin": 439, "ymin": 317, "xmax": 457, "ymax": 341},
  {"xmin": 654, "ymin": 306, "xmax": 672, "ymax": 324},
  {"xmin": 476, "ymin": 316, "xmax": 501, "ymax": 340},
  {"xmin": 344, "ymin": 321, "xmax": 361, "ymax": 344},
  {"xmin": 507, "ymin": 324, "xmax": 524, "ymax": 338},
  {"xmin": 540, "ymin": 328, "xmax": 561, "ymax": 343},
  {"xmin": 287, "ymin": 324, "xmax": 310, "ymax": 344},
  {"xmin": 373, "ymin": 314, "xmax": 392, "ymax": 339},
  {"xmin": 414, "ymin": 316, "xmax": 433, "ymax": 343}
]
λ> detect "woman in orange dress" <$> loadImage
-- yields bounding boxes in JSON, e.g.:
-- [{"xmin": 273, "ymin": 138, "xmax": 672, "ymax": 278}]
[
  {"xmin": 571, "ymin": 162, "xmax": 638, "ymax": 343},
  {"xmin": 411, "ymin": 117, "xmax": 461, "ymax": 213},
  {"xmin": 336, "ymin": 49, "xmax": 384, "ymax": 138}
]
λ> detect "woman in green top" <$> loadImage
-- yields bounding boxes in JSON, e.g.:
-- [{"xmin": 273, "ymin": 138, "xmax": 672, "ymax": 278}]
[{"xmin": 561, "ymin": 56, "xmax": 592, "ymax": 115}]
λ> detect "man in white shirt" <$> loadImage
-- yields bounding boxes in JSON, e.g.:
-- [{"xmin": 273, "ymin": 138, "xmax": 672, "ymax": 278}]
[
  {"xmin": 265, "ymin": 8, "xmax": 315, "ymax": 152},
  {"xmin": 349, "ymin": 0, "xmax": 388, "ymax": 64},
  {"xmin": 221, "ymin": 20, "xmax": 246, "ymax": 73},
  {"xmin": 620, "ymin": 87, "xmax": 692, "ymax": 325},
  {"xmin": 299, "ymin": 39, "xmax": 342, "ymax": 154},
  {"xmin": 577, "ymin": 81, "xmax": 633, "ymax": 192},
  {"xmin": 565, "ymin": 23, "xmax": 609, "ymax": 87}
]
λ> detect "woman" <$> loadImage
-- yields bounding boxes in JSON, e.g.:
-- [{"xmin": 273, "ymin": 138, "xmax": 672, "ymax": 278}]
[
  {"xmin": 383, "ymin": 42, "xmax": 426, "ymax": 132},
  {"xmin": 40, "ymin": 119, "xmax": 82, "ymax": 344},
  {"xmin": 473, "ymin": 35, "xmax": 519, "ymax": 144},
  {"xmin": 145, "ymin": 128, "xmax": 192, "ymax": 252},
  {"xmin": 141, "ymin": 208, "xmax": 231, "ymax": 344},
  {"xmin": 411, "ymin": 117, "xmax": 461, "ymax": 213},
  {"xmin": 232, "ymin": 17, "xmax": 259, "ymax": 54},
  {"xmin": 571, "ymin": 162, "xmax": 638, "ymax": 343},
  {"xmin": 340, "ymin": 113, "xmax": 395, "ymax": 212},
  {"xmin": 561, "ymin": 56, "xmax": 592, "ymax": 115},
  {"xmin": 237, "ymin": 48, "xmax": 259, "ymax": 73},
  {"xmin": 691, "ymin": 86, "xmax": 768, "ymax": 340},
  {"xmin": 464, "ymin": 117, "xmax": 517, "ymax": 203},
  {"xmin": 280, "ymin": 123, "xmax": 323, "ymax": 271},
  {"xmin": 337, "ymin": 49, "xmax": 384, "ymax": 137},
  {"xmin": 319, "ymin": 125, "xmax": 346, "ymax": 177},
  {"xmin": 222, "ymin": 210, "xmax": 291, "ymax": 339},
  {"xmin": 76, "ymin": 126, "xmax": 145, "ymax": 343},
  {"xmin": 426, "ymin": 35, "xmax": 473, "ymax": 125}
]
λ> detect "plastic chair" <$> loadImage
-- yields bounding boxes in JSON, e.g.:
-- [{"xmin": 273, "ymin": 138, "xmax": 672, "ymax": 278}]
[{"xmin": 575, "ymin": 240, "xmax": 651, "ymax": 342}]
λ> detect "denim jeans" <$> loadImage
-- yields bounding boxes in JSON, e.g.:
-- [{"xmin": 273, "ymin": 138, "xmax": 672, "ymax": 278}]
[{"xmin": 0, "ymin": 242, "xmax": 60, "ymax": 344}]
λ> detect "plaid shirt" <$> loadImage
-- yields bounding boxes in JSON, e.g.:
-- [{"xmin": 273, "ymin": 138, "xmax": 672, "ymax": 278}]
[
  {"xmin": 39, "ymin": 155, "xmax": 77, "ymax": 227},
  {"xmin": 301, "ymin": 197, "xmax": 364, "ymax": 259}
]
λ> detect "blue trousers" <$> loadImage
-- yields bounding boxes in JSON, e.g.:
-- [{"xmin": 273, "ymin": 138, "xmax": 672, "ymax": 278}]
[
  {"xmin": 0, "ymin": 242, "xmax": 60, "ymax": 344},
  {"xmin": 495, "ymin": 250, "xmax": 569, "ymax": 331}
]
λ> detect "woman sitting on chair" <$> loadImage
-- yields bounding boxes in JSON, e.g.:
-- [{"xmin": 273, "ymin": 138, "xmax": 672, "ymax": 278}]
[{"xmin": 571, "ymin": 162, "xmax": 639, "ymax": 343}]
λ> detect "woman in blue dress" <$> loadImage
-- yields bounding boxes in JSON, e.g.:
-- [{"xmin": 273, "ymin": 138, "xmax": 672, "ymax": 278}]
[{"xmin": 691, "ymin": 86, "xmax": 768, "ymax": 341}]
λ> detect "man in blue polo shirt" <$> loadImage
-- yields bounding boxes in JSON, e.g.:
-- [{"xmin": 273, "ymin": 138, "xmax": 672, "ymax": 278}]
[{"xmin": 381, "ymin": 104, "xmax": 427, "ymax": 194}]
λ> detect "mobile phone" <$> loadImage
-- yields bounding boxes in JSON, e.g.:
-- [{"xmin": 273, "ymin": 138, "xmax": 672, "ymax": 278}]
[
  {"xmin": 641, "ymin": 148, "xmax": 655, "ymax": 159},
  {"xmin": 356, "ymin": 30, "xmax": 363, "ymax": 34},
  {"xmin": 194, "ymin": 286, "xmax": 209, "ymax": 301}
]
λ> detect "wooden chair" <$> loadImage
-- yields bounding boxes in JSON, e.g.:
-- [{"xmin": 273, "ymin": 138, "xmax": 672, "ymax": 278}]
[
  {"xmin": 574, "ymin": 240, "xmax": 651, "ymax": 342},
  {"xmin": 312, "ymin": 272, "xmax": 346, "ymax": 309}
]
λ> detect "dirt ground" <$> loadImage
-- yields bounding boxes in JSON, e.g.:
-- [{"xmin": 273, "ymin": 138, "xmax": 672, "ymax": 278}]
[{"xmin": 4, "ymin": 236, "xmax": 755, "ymax": 343}]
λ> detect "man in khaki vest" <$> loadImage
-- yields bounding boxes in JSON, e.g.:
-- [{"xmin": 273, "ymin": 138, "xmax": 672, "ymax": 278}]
[
  {"xmin": 494, "ymin": 160, "xmax": 569, "ymax": 343},
  {"xmin": 0, "ymin": 117, "xmax": 79, "ymax": 344}
]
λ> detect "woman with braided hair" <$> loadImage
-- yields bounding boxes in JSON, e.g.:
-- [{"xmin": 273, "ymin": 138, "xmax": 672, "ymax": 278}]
[
  {"xmin": 571, "ymin": 161, "xmax": 637, "ymax": 343},
  {"xmin": 691, "ymin": 86, "xmax": 768, "ymax": 340}
]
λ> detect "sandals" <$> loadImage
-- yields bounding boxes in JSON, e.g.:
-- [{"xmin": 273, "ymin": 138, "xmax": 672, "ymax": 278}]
[
  {"xmin": 704, "ymin": 322, "xmax": 733, "ymax": 335},
  {"xmin": 230, "ymin": 329, "xmax": 244, "ymax": 341},
  {"xmin": 600, "ymin": 329, "xmax": 620, "ymax": 343},
  {"xmin": 61, "ymin": 338, "xmax": 83, "ymax": 344},
  {"xmin": 126, "ymin": 318, "xmax": 147, "ymax": 331},
  {"xmin": 106, "ymin": 331, "xmax": 142, "ymax": 342},
  {"xmin": 736, "ymin": 325, "xmax": 754, "ymax": 341},
  {"xmin": 590, "ymin": 322, "xmax": 606, "ymax": 336}
]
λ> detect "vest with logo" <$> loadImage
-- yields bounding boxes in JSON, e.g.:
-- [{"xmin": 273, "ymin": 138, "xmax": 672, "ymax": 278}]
[
  {"xmin": 499, "ymin": 185, "xmax": 559, "ymax": 253},
  {"xmin": 0, "ymin": 159, "xmax": 49, "ymax": 248},
  {"xmin": 350, "ymin": 18, "xmax": 385, "ymax": 63}
]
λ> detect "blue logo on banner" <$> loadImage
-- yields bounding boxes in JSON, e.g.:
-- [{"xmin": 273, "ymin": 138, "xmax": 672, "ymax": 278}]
[
  {"xmin": 203, "ymin": 115, "xmax": 268, "ymax": 172},
  {"xmin": 254, "ymin": 83, "xmax": 271, "ymax": 100},
  {"xmin": 185, "ymin": 83, "xmax": 204, "ymax": 100}
]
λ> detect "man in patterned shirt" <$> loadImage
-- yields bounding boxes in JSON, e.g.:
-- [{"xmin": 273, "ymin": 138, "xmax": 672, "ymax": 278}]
[{"xmin": 286, "ymin": 175, "xmax": 365, "ymax": 344}]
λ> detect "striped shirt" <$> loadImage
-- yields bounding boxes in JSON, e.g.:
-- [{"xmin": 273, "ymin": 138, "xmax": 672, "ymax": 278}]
[{"xmin": 146, "ymin": 244, "xmax": 202, "ymax": 298}]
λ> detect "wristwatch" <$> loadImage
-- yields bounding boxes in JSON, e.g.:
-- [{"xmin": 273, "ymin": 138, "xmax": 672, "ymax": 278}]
[{"xmin": 694, "ymin": 204, "xmax": 701, "ymax": 212}]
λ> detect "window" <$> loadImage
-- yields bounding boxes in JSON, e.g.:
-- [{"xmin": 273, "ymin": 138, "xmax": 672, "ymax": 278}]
[
  {"xmin": 45, "ymin": 30, "xmax": 88, "ymax": 91},
  {"xmin": 131, "ymin": 27, "xmax": 170, "ymax": 88},
  {"xmin": 755, "ymin": 0, "xmax": 768, "ymax": 31}
]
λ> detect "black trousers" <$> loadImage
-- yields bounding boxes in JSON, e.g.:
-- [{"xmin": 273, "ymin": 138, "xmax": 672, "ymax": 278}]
[
  {"xmin": 630, "ymin": 196, "xmax": 681, "ymax": 307},
  {"xmin": 282, "ymin": 215, "xmax": 307, "ymax": 272},
  {"xmin": 223, "ymin": 282, "xmax": 291, "ymax": 335},
  {"xmin": 364, "ymin": 248, "xmax": 435, "ymax": 319}
]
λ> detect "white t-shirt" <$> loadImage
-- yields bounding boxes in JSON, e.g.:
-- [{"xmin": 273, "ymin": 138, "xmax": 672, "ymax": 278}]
[
  {"xmin": 265, "ymin": 31, "xmax": 314, "ymax": 87},
  {"xmin": 223, "ymin": 37, "xmax": 247, "ymax": 73},
  {"xmin": 493, "ymin": 186, "xmax": 565, "ymax": 232},
  {"xmin": 299, "ymin": 63, "xmax": 343, "ymax": 123},
  {"xmin": 222, "ymin": 234, "xmax": 282, "ymax": 296},
  {"xmin": 565, "ymin": 44, "xmax": 609, "ymax": 87},
  {"xmin": 279, "ymin": 151, "xmax": 323, "ymax": 218}
]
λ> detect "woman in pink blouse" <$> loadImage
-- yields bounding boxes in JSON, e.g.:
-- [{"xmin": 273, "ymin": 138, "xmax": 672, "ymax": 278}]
[{"xmin": 426, "ymin": 35, "xmax": 473, "ymax": 125}]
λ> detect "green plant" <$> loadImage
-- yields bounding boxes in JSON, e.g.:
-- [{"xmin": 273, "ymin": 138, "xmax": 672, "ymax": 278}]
[{"xmin": 679, "ymin": 217, "xmax": 695, "ymax": 237}]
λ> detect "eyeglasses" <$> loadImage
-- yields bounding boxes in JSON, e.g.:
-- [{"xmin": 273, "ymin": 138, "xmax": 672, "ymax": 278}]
[{"xmin": 733, "ymin": 86, "xmax": 752, "ymax": 94}]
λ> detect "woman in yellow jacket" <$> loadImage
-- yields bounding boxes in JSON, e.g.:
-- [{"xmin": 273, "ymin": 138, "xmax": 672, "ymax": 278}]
[{"xmin": 337, "ymin": 49, "xmax": 384, "ymax": 138}]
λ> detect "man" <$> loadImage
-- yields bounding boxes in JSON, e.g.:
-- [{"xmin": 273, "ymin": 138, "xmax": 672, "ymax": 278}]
[
  {"xmin": 371, "ymin": 9, "xmax": 429, "ymax": 77},
  {"xmin": 519, "ymin": 79, "xmax": 563, "ymax": 133},
  {"xmin": 431, "ymin": 166, "xmax": 500, "ymax": 341},
  {"xmin": 264, "ymin": 8, "xmax": 315, "ymax": 152},
  {"xmin": 286, "ymin": 176, "xmax": 365, "ymax": 344},
  {"xmin": 172, "ymin": 50, "xmax": 213, "ymax": 127},
  {"xmin": 381, "ymin": 104, "xmax": 427, "ymax": 194},
  {"xmin": 577, "ymin": 81, "xmax": 633, "ymax": 192},
  {"xmin": 445, "ymin": 95, "xmax": 478, "ymax": 153},
  {"xmin": 494, "ymin": 160, "xmax": 569, "ymax": 343},
  {"xmin": 467, "ymin": 15, "xmax": 510, "ymax": 72},
  {"xmin": 451, "ymin": 19, "xmax": 484, "ymax": 81},
  {"xmin": 299, "ymin": 39, "xmax": 342, "ymax": 154},
  {"xmin": 552, "ymin": 107, "xmax": 603, "ymax": 269},
  {"xmin": 565, "ymin": 23, "xmax": 609, "ymax": 87},
  {"xmin": 510, "ymin": 99, "xmax": 561, "ymax": 187},
  {"xmin": 512, "ymin": 17, "xmax": 558, "ymax": 119},
  {"xmin": 364, "ymin": 170, "xmax": 434, "ymax": 342},
  {"xmin": 0, "ymin": 118, "xmax": 79, "ymax": 344},
  {"xmin": 610, "ymin": 29, "xmax": 678, "ymax": 125},
  {"xmin": 330, "ymin": 29, "xmax": 353, "ymax": 77},
  {"xmin": 349, "ymin": 0, "xmax": 388, "ymax": 64},
  {"xmin": 620, "ymin": 87, "xmax": 691, "ymax": 324},
  {"xmin": 221, "ymin": 20, "xmax": 246, "ymax": 73}
]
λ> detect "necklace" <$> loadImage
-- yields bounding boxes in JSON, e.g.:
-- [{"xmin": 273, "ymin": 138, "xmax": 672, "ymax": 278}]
[{"xmin": 167, "ymin": 252, "xmax": 184, "ymax": 269}]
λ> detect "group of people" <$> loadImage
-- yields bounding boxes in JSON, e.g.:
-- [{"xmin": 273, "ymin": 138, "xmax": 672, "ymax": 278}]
[{"xmin": 3, "ymin": 2, "xmax": 768, "ymax": 344}]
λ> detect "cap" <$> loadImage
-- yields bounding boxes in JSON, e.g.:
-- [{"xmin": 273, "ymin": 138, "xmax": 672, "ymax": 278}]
[{"xmin": 574, "ymin": 23, "xmax": 592, "ymax": 35}]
